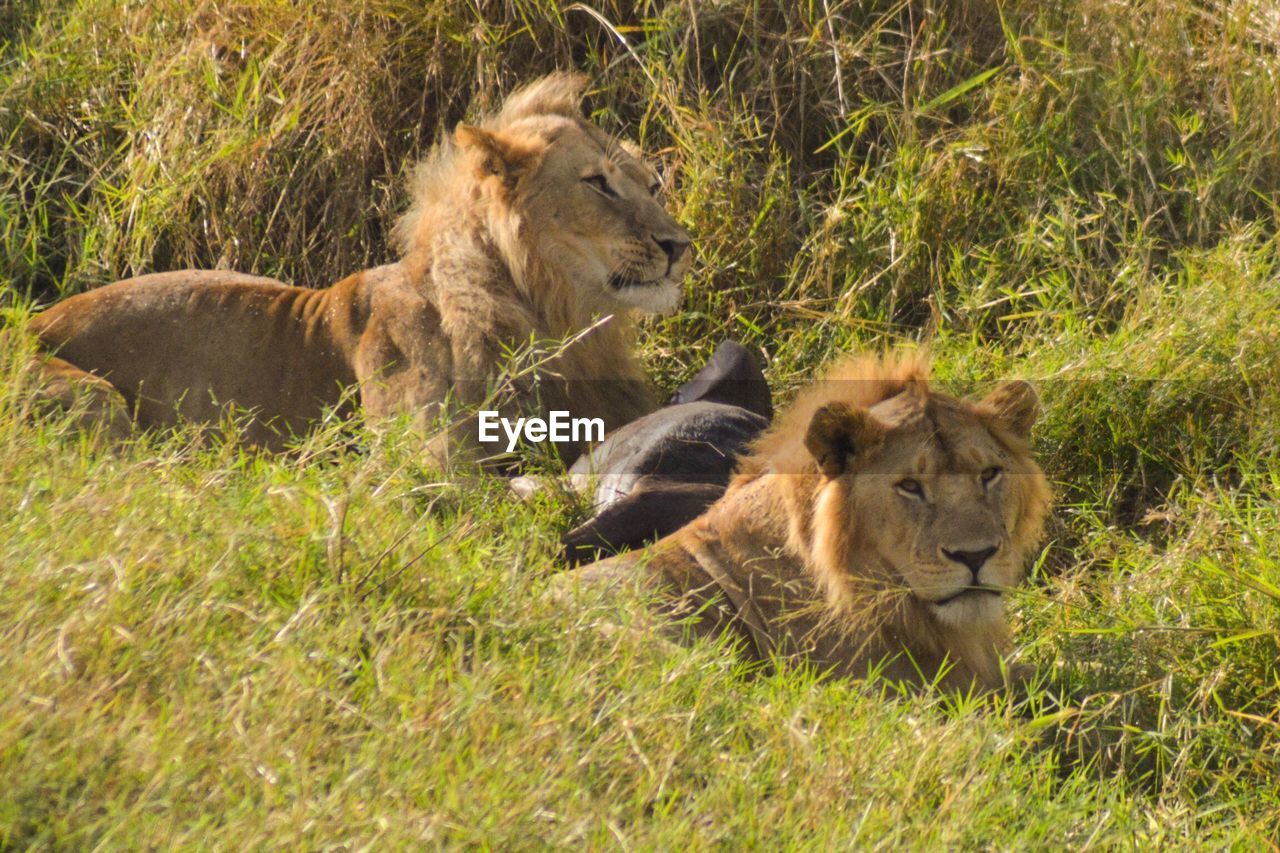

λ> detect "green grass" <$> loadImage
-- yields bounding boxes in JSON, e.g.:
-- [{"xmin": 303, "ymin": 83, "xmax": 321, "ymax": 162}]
[{"xmin": 3, "ymin": 0, "xmax": 1280, "ymax": 844}]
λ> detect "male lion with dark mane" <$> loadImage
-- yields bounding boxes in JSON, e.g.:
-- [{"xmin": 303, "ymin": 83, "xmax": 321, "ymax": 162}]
[
  {"xmin": 28, "ymin": 73, "xmax": 690, "ymax": 460},
  {"xmin": 574, "ymin": 353, "xmax": 1052, "ymax": 691}
]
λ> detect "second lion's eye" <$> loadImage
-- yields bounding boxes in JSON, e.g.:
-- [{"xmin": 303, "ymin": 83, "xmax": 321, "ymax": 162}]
[
  {"xmin": 584, "ymin": 174, "xmax": 617, "ymax": 198},
  {"xmin": 896, "ymin": 478, "xmax": 925, "ymax": 499},
  {"xmin": 981, "ymin": 466, "xmax": 1003, "ymax": 486}
]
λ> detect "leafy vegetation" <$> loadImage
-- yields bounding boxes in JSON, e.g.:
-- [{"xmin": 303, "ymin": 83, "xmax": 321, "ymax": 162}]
[{"xmin": 3, "ymin": 0, "xmax": 1279, "ymax": 844}]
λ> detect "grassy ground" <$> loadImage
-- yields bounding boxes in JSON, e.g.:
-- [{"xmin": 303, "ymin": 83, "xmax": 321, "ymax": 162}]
[{"xmin": 3, "ymin": 0, "xmax": 1280, "ymax": 845}]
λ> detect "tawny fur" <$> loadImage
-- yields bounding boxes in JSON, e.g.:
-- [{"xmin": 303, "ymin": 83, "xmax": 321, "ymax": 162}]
[
  {"xmin": 576, "ymin": 353, "xmax": 1052, "ymax": 691},
  {"xmin": 27, "ymin": 74, "xmax": 691, "ymax": 462}
]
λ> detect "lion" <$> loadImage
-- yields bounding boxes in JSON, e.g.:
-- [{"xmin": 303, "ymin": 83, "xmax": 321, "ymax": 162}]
[
  {"xmin": 26, "ymin": 73, "xmax": 691, "ymax": 460},
  {"xmin": 572, "ymin": 353, "xmax": 1052, "ymax": 691}
]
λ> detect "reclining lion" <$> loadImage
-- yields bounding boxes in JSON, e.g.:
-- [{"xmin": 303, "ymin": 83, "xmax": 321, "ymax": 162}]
[
  {"xmin": 28, "ymin": 74, "xmax": 691, "ymax": 460},
  {"xmin": 573, "ymin": 354, "xmax": 1052, "ymax": 691}
]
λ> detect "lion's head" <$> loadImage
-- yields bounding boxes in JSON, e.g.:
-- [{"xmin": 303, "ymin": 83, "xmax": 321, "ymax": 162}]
[
  {"xmin": 737, "ymin": 355, "xmax": 1051, "ymax": 679},
  {"xmin": 394, "ymin": 73, "xmax": 691, "ymax": 323}
]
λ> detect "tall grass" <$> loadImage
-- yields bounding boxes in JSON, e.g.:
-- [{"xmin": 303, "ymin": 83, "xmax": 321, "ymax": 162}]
[{"xmin": 2, "ymin": 0, "xmax": 1279, "ymax": 843}]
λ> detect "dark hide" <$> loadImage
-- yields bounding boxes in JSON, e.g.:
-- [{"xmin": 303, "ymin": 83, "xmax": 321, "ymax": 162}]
[{"xmin": 562, "ymin": 341, "xmax": 772, "ymax": 564}]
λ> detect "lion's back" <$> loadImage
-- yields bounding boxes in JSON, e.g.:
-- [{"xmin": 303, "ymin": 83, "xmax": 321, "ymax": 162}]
[{"xmin": 31, "ymin": 270, "xmax": 359, "ymax": 436}]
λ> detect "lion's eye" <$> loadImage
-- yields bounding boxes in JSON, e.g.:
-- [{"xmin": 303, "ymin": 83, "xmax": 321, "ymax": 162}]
[
  {"xmin": 896, "ymin": 478, "xmax": 925, "ymax": 499},
  {"xmin": 981, "ymin": 466, "xmax": 1003, "ymax": 486},
  {"xmin": 583, "ymin": 174, "xmax": 618, "ymax": 198}
]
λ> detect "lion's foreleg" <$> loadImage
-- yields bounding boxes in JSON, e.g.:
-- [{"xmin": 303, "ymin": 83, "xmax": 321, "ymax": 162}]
[{"xmin": 355, "ymin": 355, "xmax": 484, "ymax": 468}]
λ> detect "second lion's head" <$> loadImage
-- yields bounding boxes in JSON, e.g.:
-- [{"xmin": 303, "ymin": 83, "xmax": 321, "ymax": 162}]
[
  {"xmin": 395, "ymin": 73, "xmax": 691, "ymax": 320},
  {"xmin": 740, "ymin": 354, "xmax": 1052, "ymax": 643}
]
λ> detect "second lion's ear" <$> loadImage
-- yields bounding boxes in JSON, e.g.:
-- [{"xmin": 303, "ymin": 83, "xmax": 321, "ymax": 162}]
[
  {"xmin": 980, "ymin": 380, "xmax": 1039, "ymax": 439},
  {"xmin": 454, "ymin": 123, "xmax": 541, "ymax": 189},
  {"xmin": 803, "ymin": 402, "xmax": 885, "ymax": 477}
]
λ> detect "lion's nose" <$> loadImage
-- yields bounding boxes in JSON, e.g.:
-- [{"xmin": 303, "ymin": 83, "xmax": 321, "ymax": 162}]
[
  {"xmin": 655, "ymin": 236, "xmax": 690, "ymax": 265},
  {"xmin": 942, "ymin": 546, "xmax": 998, "ymax": 578}
]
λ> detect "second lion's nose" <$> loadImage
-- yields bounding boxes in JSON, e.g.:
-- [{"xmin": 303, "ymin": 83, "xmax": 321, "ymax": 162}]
[{"xmin": 942, "ymin": 546, "xmax": 998, "ymax": 579}]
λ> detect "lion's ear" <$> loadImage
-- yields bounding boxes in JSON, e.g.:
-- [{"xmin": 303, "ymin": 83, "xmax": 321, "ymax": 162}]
[
  {"xmin": 804, "ymin": 403, "xmax": 885, "ymax": 477},
  {"xmin": 455, "ymin": 123, "xmax": 541, "ymax": 188},
  {"xmin": 981, "ymin": 380, "xmax": 1039, "ymax": 438}
]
